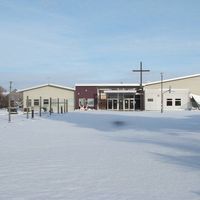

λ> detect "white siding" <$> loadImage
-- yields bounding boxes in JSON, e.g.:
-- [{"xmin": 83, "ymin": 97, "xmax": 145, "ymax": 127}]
[{"xmin": 145, "ymin": 89, "xmax": 190, "ymax": 111}]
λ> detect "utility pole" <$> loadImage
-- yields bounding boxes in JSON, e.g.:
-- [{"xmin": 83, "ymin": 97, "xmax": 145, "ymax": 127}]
[
  {"xmin": 50, "ymin": 98, "xmax": 52, "ymax": 115},
  {"xmin": 8, "ymin": 81, "xmax": 12, "ymax": 122},
  {"xmin": 161, "ymin": 72, "xmax": 164, "ymax": 113},
  {"xmin": 132, "ymin": 61, "xmax": 150, "ymax": 110}
]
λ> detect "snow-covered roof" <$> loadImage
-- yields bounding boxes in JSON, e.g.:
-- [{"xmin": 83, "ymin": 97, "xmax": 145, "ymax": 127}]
[
  {"xmin": 75, "ymin": 83, "xmax": 140, "ymax": 87},
  {"xmin": 145, "ymin": 74, "xmax": 200, "ymax": 86},
  {"xmin": 17, "ymin": 83, "xmax": 75, "ymax": 92}
]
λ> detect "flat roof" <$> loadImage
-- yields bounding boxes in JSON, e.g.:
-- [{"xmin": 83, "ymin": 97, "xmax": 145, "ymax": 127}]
[
  {"xmin": 17, "ymin": 83, "xmax": 75, "ymax": 92},
  {"xmin": 104, "ymin": 89, "xmax": 137, "ymax": 94},
  {"xmin": 75, "ymin": 83, "xmax": 140, "ymax": 87}
]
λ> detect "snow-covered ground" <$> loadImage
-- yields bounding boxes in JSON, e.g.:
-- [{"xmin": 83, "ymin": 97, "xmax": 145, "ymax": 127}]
[{"xmin": 0, "ymin": 110, "xmax": 200, "ymax": 200}]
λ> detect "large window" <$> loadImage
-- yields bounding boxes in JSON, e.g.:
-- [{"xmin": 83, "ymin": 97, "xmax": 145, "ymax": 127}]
[
  {"xmin": 175, "ymin": 98, "xmax": 181, "ymax": 106},
  {"xmin": 87, "ymin": 98, "xmax": 94, "ymax": 108},
  {"xmin": 79, "ymin": 98, "xmax": 86, "ymax": 107},
  {"xmin": 166, "ymin": 98, "xmax": 173, "ymax": 106}
]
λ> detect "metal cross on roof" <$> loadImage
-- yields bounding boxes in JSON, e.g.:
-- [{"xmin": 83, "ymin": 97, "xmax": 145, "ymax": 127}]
[{"xmin": 132, "ymin": 61, "xmax": 150, "ymax": 90}]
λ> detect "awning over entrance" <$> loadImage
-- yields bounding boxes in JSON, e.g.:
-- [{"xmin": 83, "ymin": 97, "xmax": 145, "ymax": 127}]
[{"xmin": 104, "ymin": 90, "xmax": 136, "ymax": 94}]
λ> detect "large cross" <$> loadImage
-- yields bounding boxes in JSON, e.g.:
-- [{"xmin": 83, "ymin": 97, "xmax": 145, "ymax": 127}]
[{"xmin": 132, "ymin": 61, "xmax": 150, "ymax": 90}]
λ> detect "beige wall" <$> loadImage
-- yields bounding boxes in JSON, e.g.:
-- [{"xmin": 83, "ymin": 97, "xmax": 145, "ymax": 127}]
[
  {"xmin": 22, "ymin": 85, "xmax": 74, "ymax": 112},
  {"xmin": 144, "ymin": 76, "xmax": 200, "ymax": 95}
]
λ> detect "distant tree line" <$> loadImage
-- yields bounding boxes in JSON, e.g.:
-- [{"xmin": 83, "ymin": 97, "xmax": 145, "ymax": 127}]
[{"xmin": 0, "ymin": 86, "xmax": 8, "ymax": 108}]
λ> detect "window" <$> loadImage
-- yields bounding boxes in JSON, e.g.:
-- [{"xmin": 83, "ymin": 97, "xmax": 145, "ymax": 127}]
[
  {"xmin": 34, "ymin": 99, "xmax": 39, "ymax": 106},
  {"xmin": 100, "ymin": 93, "xmax": 106, "ymax": 100},
  {"xmin": 79, "ymin": 98, "xmax": 86, "ymax": 107},
  {"xmin": 166, "ymin": 98, "xmax": 172, "ymax": 106},
  {"xmin": 107, "ymin": 93, "xmax": 118, "ymax": 99},
  {"xmin": 43, "ymin": 99, "xmax": 49, "ymax": 105},
  {"xmin": 175, "ymin": 98, "xmax": 181, "ymax": 106},
  {"xmin": 124, "ymin": 94, "xmax": 134, "ymax": 98},
  {"xmin": 147, "ymin": 98, "xmax": 153, "ymax": 102},
  {"xmin": 87, "ymin": 98, "xmax": 94, "ymax": 108}
]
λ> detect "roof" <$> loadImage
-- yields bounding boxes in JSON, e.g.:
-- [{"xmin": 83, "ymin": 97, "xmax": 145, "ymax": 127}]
[
  {"xmin": 104, "ymin": 89, "xmax": 137, "ymax": 94},
  {"xmin": 144, "ymin": 73, "xmax": 200, "ymax": 86},
  {"xmin": 75, "ymin": 83, "xmax": 140, "ymax": 87},
  {"xmin": 17, "ymin": 83, "xmax": 75, "ymax": 92}
]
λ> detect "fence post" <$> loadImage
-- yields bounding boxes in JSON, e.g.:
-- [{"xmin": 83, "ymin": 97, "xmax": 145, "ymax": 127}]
[
  {"xmin": 64, "ymin": 99, "xmax": 66, "ymax": 113},
  {"xmin": 57, "ymin": 98, "xmax": 59, "ymax": 114},
  {"xmin": 31, "ymin": 108, "xmax": 34, "ymax": 119},
  {"xmin": 50, "ymin": 98, "xmax": 52, "ymax": 115},
  {"xmin": 26, "ymin": 96, "xmax": 29, "ymax": 119},
  {"xmin": 8, "ymin": 81, "xmax": 12, "ymax": 123},
  {"xmin": 61, "ymin": 106, "xmax": 63, "ymax": 114}
]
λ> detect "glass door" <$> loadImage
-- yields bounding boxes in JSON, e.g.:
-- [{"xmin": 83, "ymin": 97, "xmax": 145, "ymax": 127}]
[
  {"xmin": 113, "ymin": 99, "xmax": 118, "ymax": 110},
  {"xmin": 107, "ymin": 99, "xmax": 118, "ymax": 110},
  {"xmin": 124, "ymin": 99, "xmax": 129, "ymax": 110},
  {"xmin": 108, "ymin": 99, "xmax": 112, "ymax": 110},
  {"xmin": 124, "ymin": 99, "xmax": 135, "ymax": 110},
  {"xmin": 130, "ymin": 99, "xmax": 134, "ymax": 110}
]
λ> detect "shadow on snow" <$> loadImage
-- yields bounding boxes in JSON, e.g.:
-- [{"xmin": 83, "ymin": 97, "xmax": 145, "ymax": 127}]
[
  {"xmin": 46, "ymin": 111, "xmax": 200, "ymax": 134},
  {"xmin": 46, "ymin": 111, "xmax": 200, "ymax": 171}
]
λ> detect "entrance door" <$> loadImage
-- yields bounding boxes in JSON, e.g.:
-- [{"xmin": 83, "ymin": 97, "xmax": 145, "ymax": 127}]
[
  {"xmin": 130, "ymin": 99, "xmax": 134, "ymax": 110},
  {"xmin": 135, "ymin": 95, "xmax": 140, "ymax": 110},
  {"xmin": 113, "ymin": 99, "xmax": 118, "ymax": 110},
  {"xmin": 108, "ymin": 99, "xmax": 112, "ymax": 110},
  {"xmin": 124, "ymin": 99, "xmax": 135, "ymax": 110},
  {"xmin": 107, "ymin": 99, "xmax": 118, "ymax": 110},
  {"xmin": 124, "ymin": 99, "xmax": 129, "ymax": 110}
]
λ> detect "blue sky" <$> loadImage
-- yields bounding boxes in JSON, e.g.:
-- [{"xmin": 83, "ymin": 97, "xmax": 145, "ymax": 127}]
[{"xmin": 0, "ymin": 0, "xmax": 200, "ymax": 90}]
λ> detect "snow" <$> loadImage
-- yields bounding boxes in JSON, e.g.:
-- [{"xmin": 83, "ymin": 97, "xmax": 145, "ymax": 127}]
[
  {"xmin": 17, "ymin": 83, "xmax": 75, "ymax": 93},
  {"xmin": 190, "ymin": 93, "xmax": 200, "ymax": 105},
  {"xmin": 0, "ymin": 110, "xmax": 200, "ymax": 200}
]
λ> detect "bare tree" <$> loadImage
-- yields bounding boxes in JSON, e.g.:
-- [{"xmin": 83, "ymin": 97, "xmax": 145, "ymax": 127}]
[{"xmin": 0, "ymin": 86, "xmax": 8, "ymax": 108}]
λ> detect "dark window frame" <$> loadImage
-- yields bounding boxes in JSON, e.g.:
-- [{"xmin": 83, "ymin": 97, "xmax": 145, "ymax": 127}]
[
  {"xmin": 34, "ymin": 99, "xmax": 39, "ymax": 106},
  {"xmin": 175, "ymin": 98, "xmax": 181, "ymax": 106},
  {"xmin": 166, "ymin": 98, "xmax": 173, "ymax": 106},
  {"xmin": 43, "ymin": 99, "xmax": 49, "ymax": 105},
  {"xmin": 147, "ymin": 98, "xmax": 154, "ymax": 102}
]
